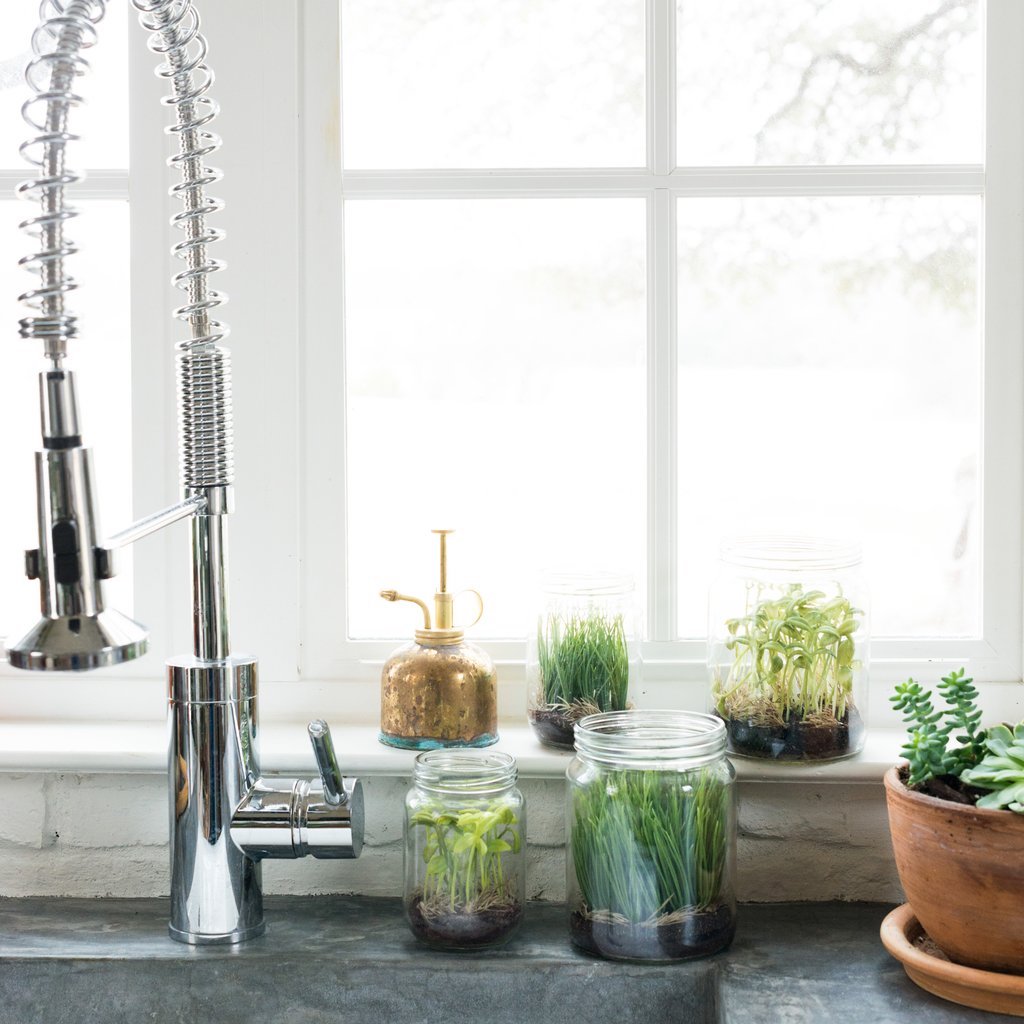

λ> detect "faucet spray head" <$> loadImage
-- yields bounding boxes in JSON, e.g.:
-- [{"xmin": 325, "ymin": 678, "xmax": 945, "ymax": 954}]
[{"xmin": 5, "ymin": 369, "xmax": 148, "ymax": 671}]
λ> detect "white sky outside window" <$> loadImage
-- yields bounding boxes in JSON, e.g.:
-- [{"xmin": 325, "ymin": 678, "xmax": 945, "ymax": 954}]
[
  {"xmin": 345, "ymin": 198, "xmax": 647, "ymax": 639},
  {"xmin": 677, "ymin": 0, "xmax": 982, "ymax": 166},
  {"xmin": 342, "ymin": 0, "xmax": 646, "ymax": 168},
  {"xmin": 676, "ymin": 195, "xmax": 980, "ymax": 639}
]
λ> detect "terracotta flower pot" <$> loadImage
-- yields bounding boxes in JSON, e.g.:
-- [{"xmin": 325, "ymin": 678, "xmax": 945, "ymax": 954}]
[{"xmin": 884, "ymin": 765, "xmax": 1024, "ymax": 973}]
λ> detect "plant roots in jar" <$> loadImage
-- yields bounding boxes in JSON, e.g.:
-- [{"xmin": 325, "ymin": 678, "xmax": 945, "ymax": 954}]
[
  {"xmin": 570, "ymin": 904, "xmax": 735, "ymax": 963},
  {"xmin": 407, "ymin": 892, "xmax": 523, "ymax": 951},
  {"xmin": 528, "ymin": 705, "xmax": 582, "ymax": 749},
  {"xmin": 721, "ymin": 704, "xmax": 865, "ymax": 761}
]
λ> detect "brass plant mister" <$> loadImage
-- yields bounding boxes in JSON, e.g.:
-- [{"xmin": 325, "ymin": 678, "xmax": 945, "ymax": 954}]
[{"xmin": 378, "ymin": 530, "xmax": 497, "ymax": 749}]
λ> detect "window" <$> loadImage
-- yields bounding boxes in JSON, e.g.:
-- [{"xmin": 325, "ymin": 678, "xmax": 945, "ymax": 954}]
[
  {"xmin": 1, "ymin": 2, "xmax": 1021, "ymax": 730},
  {"xmin": 324, "ymin": 0, "xmax": 1021, "ymax": 699}
]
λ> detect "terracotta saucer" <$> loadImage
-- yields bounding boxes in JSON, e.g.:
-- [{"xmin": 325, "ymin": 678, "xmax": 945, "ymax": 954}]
[{"xmin": 881, "ymin": 904, "xmax": 1024, "ymax": 1017}]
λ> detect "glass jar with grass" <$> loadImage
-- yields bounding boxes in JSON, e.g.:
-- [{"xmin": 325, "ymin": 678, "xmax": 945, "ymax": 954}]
[
  {"xmin": 567, "ymin": 710, "xmax": 737, "ymax": 963},
  {"xmin": 527, "ymin": 571, "xmax": 639, "ymax": 750},
  {"xmin": 404, "ymin": 750, "xmax": 525, "ymax": 951},
  {"xmin": 709, "ymin": 537, "xmax": 869, "ymax": 762}
]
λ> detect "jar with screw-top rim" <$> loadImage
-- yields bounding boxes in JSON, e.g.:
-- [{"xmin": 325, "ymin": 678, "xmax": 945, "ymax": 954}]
[
  {"xmin": 404, "ymin": 749, "xmax": 525, "ymax": 951},
  {"xmin": 567, "ymin": 710, "xmax": 736, "ymax": 963},
  {"xmin": 527, "ymin": 570, "xmax": 639, "ymax": 750}
]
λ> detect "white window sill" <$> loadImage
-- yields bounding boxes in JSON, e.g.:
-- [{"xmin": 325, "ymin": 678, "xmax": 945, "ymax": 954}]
[{"xmin": 0, "ymin": 719, "xmax": 903, "ymax": 783}]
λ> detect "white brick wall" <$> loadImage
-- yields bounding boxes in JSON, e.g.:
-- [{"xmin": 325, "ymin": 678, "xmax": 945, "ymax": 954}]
[{"xmin": 0, "ymin": 773, "xmax": 903, "ymax": 902}]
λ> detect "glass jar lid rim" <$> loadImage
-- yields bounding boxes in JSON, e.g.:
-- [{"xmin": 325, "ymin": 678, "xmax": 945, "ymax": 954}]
[
  {"xmin": 541, "ymin": 569, "xmax": 635, "ymax": 595},
  {"xmin": 720, "ymin": 535, "xmax": 862, "ymax": 571},
  {"xmin": 575, "ymin": 710, "xmax": 726, "ymax": 765},
  {"xmin": 413, "ymin": 749, "xmax": 517, "ymax": 790}
]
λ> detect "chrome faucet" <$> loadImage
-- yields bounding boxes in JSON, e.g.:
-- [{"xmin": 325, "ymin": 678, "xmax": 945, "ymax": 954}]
[
  {"xmin": 5, "ymin": 0, "xmax": 363, "ymax": 943},
  {"xmin": 169, "ymin": 659, "xmax": 363, "ymax": 942}
]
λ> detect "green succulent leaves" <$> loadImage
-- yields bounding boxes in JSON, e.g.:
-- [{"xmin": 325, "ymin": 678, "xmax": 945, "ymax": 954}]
[
  {"xmin": 890, "ymin": 668, "xmax": 986, "ymax": 786},
  {"xmin": 412, "ymin": 799, "xmax": 521, "ymax": 910},
  {"xmin": 962, "ymin": 723, "xmax": 1024, "ymax": 813},
  {"xmin": 715, "ymin": 585, "xmax": 860, "ymax": 723}
]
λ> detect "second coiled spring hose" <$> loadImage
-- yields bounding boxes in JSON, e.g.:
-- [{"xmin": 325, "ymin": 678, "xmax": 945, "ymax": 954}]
[{"xmin": 19, "ymin": 0, "xmax": 234, "ymax": 495}]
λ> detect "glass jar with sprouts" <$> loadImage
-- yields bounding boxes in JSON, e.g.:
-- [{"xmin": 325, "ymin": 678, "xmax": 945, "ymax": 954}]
[
  {"xmin": 567, "ymin": 710, "xmax": 737, "ymax": 962},
  {"xmin": 527, "ymin": 571, "xmax": 639, "ymax": 750},
  {"xmin": 708, "ymin": 537, "xmax": 869, "ymax": 762},
  {"xmin": 404, "ymin": 750, "xmax": 525, "ymax": 950}
]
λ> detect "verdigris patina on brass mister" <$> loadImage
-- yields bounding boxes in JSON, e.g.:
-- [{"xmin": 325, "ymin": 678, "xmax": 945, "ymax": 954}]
[{"xmin": 379, "ymin": 530, "xmax": 497, "ymax": 749}]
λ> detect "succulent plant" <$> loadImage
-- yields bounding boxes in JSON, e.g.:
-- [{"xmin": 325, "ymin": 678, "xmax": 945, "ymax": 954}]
[
  {"xmin": 962, "ymin": 723, "xmax": 1024, "ymax": 813},
  {"xmin": 891, "ymin": 668, "xmax": 986, "ymax": 786}
]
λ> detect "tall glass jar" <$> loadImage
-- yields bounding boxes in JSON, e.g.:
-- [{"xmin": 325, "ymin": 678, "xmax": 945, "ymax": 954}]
[
  {"xmin": 404, "ymin": 750, "xmax": 525, "ymax": 951},
  {"xmin": 567, "ymin": 711, "xmax": 737, "ymax": 963},
  {"xmin": 708, "ymin": 537, "xmax": 869, "ymax": 762},
  {"xmin": 527, "ymin": 571, "xmax": 639, "ymax": 750}
]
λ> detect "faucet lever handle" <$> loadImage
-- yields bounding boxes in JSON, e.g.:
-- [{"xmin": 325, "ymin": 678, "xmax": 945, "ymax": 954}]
[{"xmin": 308, "ymin": 719, "xmax": 346, "ymax": 806}]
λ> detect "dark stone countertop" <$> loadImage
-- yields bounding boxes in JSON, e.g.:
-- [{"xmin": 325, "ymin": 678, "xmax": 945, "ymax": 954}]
[{"xmin": 0, "ymin": 897, "xmax": 1013, "ymax": 1023}]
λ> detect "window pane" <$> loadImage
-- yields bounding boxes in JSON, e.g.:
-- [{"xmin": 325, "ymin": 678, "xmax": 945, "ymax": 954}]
[
  {"xmin": 0, "ymin": 200, "xmax": 133, "ymax": 639},
  {"xmin": 677, "ymin": 0, "xmax": 982, "ymax": 166},
  {"xmin": 345, "ymin": 199, "xmax": 646, "ymax": 638},
  {"xmin": 341, "ymin": 0, "xmax": 645, "ymax": 169},
  {"xmin": 677, "ymin": 195, "xmax": 980, "ymax": 639},
  {"xmin": 0, "ymin": 4, "xmax": 129, "ymax": 170}
]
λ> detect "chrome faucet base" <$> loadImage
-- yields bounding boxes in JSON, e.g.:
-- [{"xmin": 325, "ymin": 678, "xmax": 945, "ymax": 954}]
[
  {"xmin": 168, "ymin": 656, "xmax": 261, "ymax": 943},
  {"xmin": 168, "ymin": 922, "xmax": 266, "ymax": 946},
  {"xmin": 168, "ymin": 656, "xmax": 363, "ymax": 945}
]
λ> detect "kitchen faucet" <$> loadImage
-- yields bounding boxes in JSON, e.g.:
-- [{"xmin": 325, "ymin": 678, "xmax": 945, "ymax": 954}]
[{"xmin": 4, "ymin": 0, "xmax": 363, "ymax": 944}]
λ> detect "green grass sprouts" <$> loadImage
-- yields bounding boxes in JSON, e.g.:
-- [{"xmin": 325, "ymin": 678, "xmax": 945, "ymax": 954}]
[
  {"xmin": 410, "ymin": 798, "xmax": 521, "ymax": 915},
  {"xmin": 714, "ymin": 585, "xmax": 860, "ymax": 727},
  {"xmin": 571, "ymin": 768, "xmax": 729, "ymax": 925},
  {"xmin": 537, "ymin": 611, "xmax": 629, "ymax": 717}
]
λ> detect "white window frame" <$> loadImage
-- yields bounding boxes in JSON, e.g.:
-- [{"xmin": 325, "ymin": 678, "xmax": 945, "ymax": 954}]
[{"xmin": 1, "ymin": 0, "xmax": 1021, "ymax": 731}]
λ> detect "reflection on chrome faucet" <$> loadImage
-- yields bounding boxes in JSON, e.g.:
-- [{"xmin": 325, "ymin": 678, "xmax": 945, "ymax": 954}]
[
  {"xmin": 4, "ymin": 0, "xmax": 364, "ymax": 944},
  {"xmin": 169, "ymin": 658, "xmax": 362, "ymax": 942}
]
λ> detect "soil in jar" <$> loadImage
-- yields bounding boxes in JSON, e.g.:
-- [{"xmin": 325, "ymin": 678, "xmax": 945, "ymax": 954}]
[
  {"xmin": 407, "ymin": 894, "xmax": 523, "ymax": 951},
  {"xmin": 528, "ymin": 706, "xmax": 577, "ymax": 749},
  {"xmin": 570, "ymin": 903, "xmax": 735, "ymax": 963},
  {"xmin": 722, "ymin": 705, "xmax": 865, "ymax": 761},
  {"xmin": 529, "ymin": 698, "xmax": 623, "ymax": 751}
]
